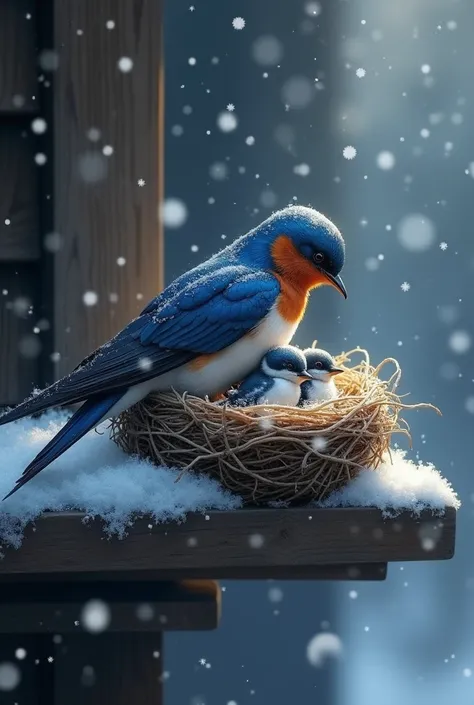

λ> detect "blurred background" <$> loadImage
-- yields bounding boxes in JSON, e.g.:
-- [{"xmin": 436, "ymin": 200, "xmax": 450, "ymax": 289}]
[{"xmin": 163, "ymin": 1, "xmax": 473, "ymax": 703}]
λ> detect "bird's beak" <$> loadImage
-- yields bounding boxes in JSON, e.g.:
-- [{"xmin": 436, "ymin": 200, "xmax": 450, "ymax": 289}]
[
  {"xmin": 323, "ymin": 271, "xmax": 347, "ymax": 299},
  {"xmin": 297, "ymin": 371, "xmax": 313, "ymax": 381},
  {"xmin": 328, "ymin": 367, "xmax": 344, "ymax": 376}
]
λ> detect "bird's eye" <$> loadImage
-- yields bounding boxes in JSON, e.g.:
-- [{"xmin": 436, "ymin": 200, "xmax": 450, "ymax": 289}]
[
  {"xmin": 313, "ymin": 252, "xmax": 325, "ymax": 264},
  {"xmin": 286, "ymin": 363, "xmax": 294, "ymax": 371},
  {"xmin": 315, "ymin": 361, "xmax": 323, "ymax": 369}
]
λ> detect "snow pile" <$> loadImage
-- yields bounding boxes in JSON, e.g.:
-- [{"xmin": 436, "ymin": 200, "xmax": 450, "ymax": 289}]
[
  {"xmin": 0, "ymin": 411, "xmax": 460, "ymax": 548},
  {"xmin": 320, "ymin": 450, "xmax": 460, "ymax": 517}
]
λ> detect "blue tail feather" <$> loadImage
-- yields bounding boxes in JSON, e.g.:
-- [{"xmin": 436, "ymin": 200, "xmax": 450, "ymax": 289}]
[{"xmin": 3, "ymin": 392, "xmax": 124, "ymax": 500}]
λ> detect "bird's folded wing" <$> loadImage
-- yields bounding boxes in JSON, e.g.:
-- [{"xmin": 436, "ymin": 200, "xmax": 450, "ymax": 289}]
[{"xmin": 0, "ymin": 267, "xmax": 280, "ymax": 424}]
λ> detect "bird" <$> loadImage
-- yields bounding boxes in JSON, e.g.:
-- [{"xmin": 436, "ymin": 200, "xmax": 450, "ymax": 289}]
[
  {"xmin": 298, "ymin": 348, "xmax": 344, "ymax": 406},
  {"xmin": 226, "ymin": 346, "xmax": 312, "ymax": 407},
  {"xmin": 0, "ymin": 204, "xmax": 347, "ymax": 498}
]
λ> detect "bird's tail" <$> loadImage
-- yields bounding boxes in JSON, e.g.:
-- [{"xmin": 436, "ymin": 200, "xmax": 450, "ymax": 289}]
[{"xmin": 3, "ymin": 391, "xmax": 124, "ymax": 500}]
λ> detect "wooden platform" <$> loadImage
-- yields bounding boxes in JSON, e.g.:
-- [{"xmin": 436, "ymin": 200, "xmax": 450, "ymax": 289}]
[{"xmin": 0, "ymin": 506, "xmax": 456, "ymax": 582}]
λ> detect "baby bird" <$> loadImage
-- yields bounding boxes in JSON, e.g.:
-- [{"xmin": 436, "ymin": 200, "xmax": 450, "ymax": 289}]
[
  {"xmin": 298, "ymin": 348, "xmax": 343, "ymax": 406},
  {"xmin": 227, "ymin": 346, "xmax": 312, "ymax": 407}
]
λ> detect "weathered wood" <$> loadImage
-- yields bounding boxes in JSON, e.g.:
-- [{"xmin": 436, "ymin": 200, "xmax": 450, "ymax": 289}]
[
  {"xmin": 0, "ymin": 579, "xmax": 220, "ymax": 633},
  {"xmin": 0, "ymin": 635, "xmax": 49, "ymax": 705},
  {"xmin": 52, "ymin": 0, "xmax": 164, "ymax": 376},
  {"xmin": 0, "ymin": 563, "xmax": 388, "ymax": 582},
  {"xmin": 0, "ymin": 124, "xmax": 40, "ymax": 260},
  {"xmin": 0, "ymin": 0, "xmax": 38, "ymax": 114},
  {"xmin": 0, "ymin": 265, "xmax": 39, "ymax": 405},
  {"xmin": 54, "ymin": 633, "xmax": 163, "ymax": 705},
  {"xmin": 0, "ymin": 508, "xmax": 456, "ymax": 577}
]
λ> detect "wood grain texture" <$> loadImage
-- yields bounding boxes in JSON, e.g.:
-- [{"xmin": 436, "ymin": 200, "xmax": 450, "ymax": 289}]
[
  {"xmin": 0, "ymin": 508, "xmax": 456, "ymax": 578},
  {"xmin": 0, "ymin": 579, "xmax": 220, "ymax": 633},
  {"xmin": 0, "ymin": 0, "xmax": 38, "ymax": 113},
  {"xmin": 0, "ymin": 124, "xmax": 40, "ymax": 260},
  {"xmin": 52, "ymin": 0, "xmax": 164, "ymax": 376},
  {"xmin": 54, "ymin": 633, "xmax": 163, "ymax": 705},
  {"xmin": 0, "ymin": 265, "xmax": 40, "ymax": 404}
]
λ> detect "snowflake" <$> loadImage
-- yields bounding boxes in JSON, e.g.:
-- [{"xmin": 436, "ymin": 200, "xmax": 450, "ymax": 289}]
[
  {"xmin": 356, "ymin": 68, "xmax": 366, "ymax": 78},
  {"xmin": 401, "ymin": 281, "xmax": 411, "ymax": 292},
  {"xmin": 189, "ymin": 5, "xmax": 195, "ymax": 10},
  {"xmin": 232, "ymin": 17, "xmax": 245, "ymax": 30},
  {"xmin": 47, "ymin": 656, "xmax": 54, "ymax": 663},
  {"xmin": 226, "ymin": 103, "xmax": 235, "ymax": 111},
  {"xmin": 440, "ymin": 241, "xmax": 448, "ymax": 250},
  {"xmin": 137, "ymin": 178, "xmax": 145, "ymax": 187},
  {"xmin": 343, "ymin": 145, "xmax": 357, "ymax": 160},
  {"xmin": 199, "ymin": 658, "xmax": 207, "ymax": 666}
]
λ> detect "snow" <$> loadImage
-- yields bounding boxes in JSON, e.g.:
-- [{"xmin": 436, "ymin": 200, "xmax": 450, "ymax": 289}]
[
  {"xmin": 343, "ymin": 145, "xmax": 357, "ymax": 160},
  {"xmin": 0, "ymin": 412, "xmax": 460, "ymax": 550},
  {"xmin": 159, "ymin": 198, "xmax": 188, "ymax": 228},
  {"xmin": 320, "ymin": 449, "xmax": 460, "ymax": 517}
]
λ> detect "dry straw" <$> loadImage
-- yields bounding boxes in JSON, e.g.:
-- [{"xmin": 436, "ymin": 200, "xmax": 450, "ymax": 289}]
[{"xmin": 111, "ymin": 348, "xmax": 438, "ymax": 505}]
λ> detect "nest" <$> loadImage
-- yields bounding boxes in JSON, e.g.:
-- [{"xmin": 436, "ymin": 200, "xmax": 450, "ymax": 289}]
[{"xmin": 111, "ymin": 349, "xmax": 436, "ymax": 505}]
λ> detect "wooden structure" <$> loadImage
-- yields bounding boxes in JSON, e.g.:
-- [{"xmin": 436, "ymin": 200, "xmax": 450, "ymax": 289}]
[
  {"xmin": 0, "ymin": 507, "xmax": 456, "ymax": 704},
  {"xmin": 0, "ymin": 0, "xmax": 163, "ymax": 405}
]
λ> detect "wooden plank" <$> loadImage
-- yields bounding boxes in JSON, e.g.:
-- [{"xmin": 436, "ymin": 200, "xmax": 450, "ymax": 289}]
[
  {"xmin": 0, "ymin": 508, "xmax": 456, "ymax": 577},
  {"xmin": 0, "ymin": 579, "xmax": 220, "ymax": 633},
  {"xmin": 0, "ymin": 635, "xmax": 49, "ymax": 705},
  {"xmin": 52, "ymin": 0, "xmax": 164, "ymax": 376},
  {"xmin": 0, "ymin": 265, "xmax": 40, "ymax": 405},
  {"xmin": 54, "ymin": 633, "xmax": 163, "ymax": 705},
  {"xmin": 0, "ymin": 0, "xmax": 38, "ymax": 113},
  {"xmin": 0, "ymin": 124, "xmax": 40, "ymax": 260},
  {"xmin": 0, "ymin": 563, "xmax": 388, "ymax": 582}
]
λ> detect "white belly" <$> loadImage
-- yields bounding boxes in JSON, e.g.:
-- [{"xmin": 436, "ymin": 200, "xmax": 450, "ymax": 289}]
[
  {"xmin": 304, "ymin": 379, "xmax": 339, "ymax": 404},
  {"xmin": 168, "ymin": 307, "xmax": 299, "ymax": 397},
  {"xmin": 257, "ymin": 378, "xmax": 301, "ymax": 407},
  {"xmin": 104, "ymin": 307, "xmax": 299, "ymax": 421}
]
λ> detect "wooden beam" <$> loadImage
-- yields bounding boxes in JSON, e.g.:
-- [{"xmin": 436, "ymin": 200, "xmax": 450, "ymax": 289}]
[
  {"xmin": 52, "ymin": 0, "xmax": 164, "ymax": 375},
  {"xmin": 0, "ymin": 508, "xmax": 456, "ymax": 578},
  {"xmin": 0, "ymin": 125, "xmax": 40, "ymax": 260},
  {"xmin": 0, "ymin": 579, "xmax": 220, "ymax": 633},
  {"xmin": 54, "ymin": 633, "xmax": 163, "ymax": 705},
  {"xmin": 0, "ymin": 0, "xmax": 38, "ymax": 114},
  {"xmin": 0, "ymin": 264, "xmax": 40, "ymax": 405}
]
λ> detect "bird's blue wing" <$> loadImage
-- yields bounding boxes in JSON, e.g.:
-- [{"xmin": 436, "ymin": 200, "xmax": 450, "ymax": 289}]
[{"xmin": 0, "ymin": 266, "xmax": 280, "ymax": 424}]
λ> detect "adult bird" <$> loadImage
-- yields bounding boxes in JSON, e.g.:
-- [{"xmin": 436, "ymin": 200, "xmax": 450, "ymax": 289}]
[
  {"xmin": 0, "ymin": 204, "xmax": 347, "ymax": 498},
  {"xmin": 298, "ymin": 348, "xmax": 344, "ymax": 406},
  {"xmin": 226, "ymin": 346, "xmax": 312, "ymax": 407}
]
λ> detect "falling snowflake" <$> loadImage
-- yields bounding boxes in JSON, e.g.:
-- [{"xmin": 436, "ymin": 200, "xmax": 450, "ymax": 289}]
[
  {"xmin": 343, "ymin": 145, "xmax": 357, "ymax": 160},
  {"xmin": 232, "ymin": 17, "xmax": 245, "ymax": 30},
  {"xmin": 226, "ymin": 103, "xmax": 235, "ymax": 111},
  {"xmin": 217, "ymin": 111, "xmax": 238, "ymax": 132},
  {"xmin": 356, "ymin": 68, "xmax": 366, "ymax": 78},
  {"xmin": 421, "ymin": 64, "xmax": 431, "ymax": 74},
  {"xmin": 137, "ymin": 178, "xmax": 145, "ymax": 187},
  {"xmin": 117, "ymin": 57, "xmax": 133, "ymax": 73},
  {"xmin": 189, "ymin": 5, "xmax": 195, "ymax": 10},
  {"xmin": 376, "ymin": 151, "xmax": 395, "ymax": 170},
  {"xmin": 188, "ymin": 57, "xmax": 196, "ymax": 66},
  {"xmin": 439, "ymin": 241, "xmax": 448, "ymax": 250},
  {"xmin": 400, "ymin": 281, "xmax": 411, "ymax": 292},
  {"xmin": 82, "ymin": 291, "xmax": 98, "ymax": 306},
  {"xmin": 106, "ymin": 20, "xmax": 115, "ymax": 29},
  {"xmin": 245, "ymin": 135, "xmax": 255, "ymax": 146}
]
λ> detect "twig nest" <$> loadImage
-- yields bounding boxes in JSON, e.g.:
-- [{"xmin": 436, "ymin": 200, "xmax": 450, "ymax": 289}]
[{"xmin": 111, "ymin": 349, "xmax": 435, "ymax": 505}]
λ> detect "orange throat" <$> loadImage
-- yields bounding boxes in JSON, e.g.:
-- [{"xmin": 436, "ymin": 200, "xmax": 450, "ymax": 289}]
[{"xmin": 271, "ymin": 235, "xmax": 327, "ymax": 324}]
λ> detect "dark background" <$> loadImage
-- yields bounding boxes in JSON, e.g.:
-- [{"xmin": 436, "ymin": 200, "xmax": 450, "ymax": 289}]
[{"xmin": 164, "ymin": 1, "xmax": 474, "ymax": 703}]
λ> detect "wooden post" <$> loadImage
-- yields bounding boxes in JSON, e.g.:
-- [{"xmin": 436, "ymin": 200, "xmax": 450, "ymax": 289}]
[
  {"xmin": 0, "ymin": 580, "xmax": 220, "ymax": 705},
  {"xmin": 51, "ymin": 0, "xmax": 164, "ymax": 375}
]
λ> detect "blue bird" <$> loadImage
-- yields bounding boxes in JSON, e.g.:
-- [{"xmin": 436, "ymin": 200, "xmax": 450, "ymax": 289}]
[
  {"xmin": 298, "ymin": 348, "xmax": 344, "ymax": 406},
  {"xmin": 0, "ymin": 205, "xmax": 347, "ymax": 497},
  {"xmin": 226, "ymin": 346, "xmax": 312, "ymax": 407}
]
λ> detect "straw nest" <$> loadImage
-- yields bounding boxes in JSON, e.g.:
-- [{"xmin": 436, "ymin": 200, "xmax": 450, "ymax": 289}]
[{"xmin": 111, "ymin": 348, "xmax": 436, "ymax": 505}]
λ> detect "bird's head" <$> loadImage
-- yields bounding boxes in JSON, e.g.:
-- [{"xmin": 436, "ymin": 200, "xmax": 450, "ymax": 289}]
[
  {"xmin": 303, "ymin": 347, "xmax": 344, "ymax": 383},
  {"xmin": 236, "ymin": 205, "xmax": 347, "ymax": 298},
  {"xmin": 261, "ymin": 346, "xmax": 312, "ymax": 385}
]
